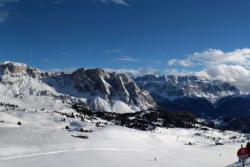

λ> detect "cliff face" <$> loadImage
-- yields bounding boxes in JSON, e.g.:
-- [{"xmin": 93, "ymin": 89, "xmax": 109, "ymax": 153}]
[
  {"xmin": 44, "ymin": 68, "xmax": 156, "ymax": 112},
  {"xmin": 0, "ymin": 62, "xmax": 55, "ymax": 97},
  {"xmin": 134, "ymin": 74, "xmax": 240, "ymax": 102}
]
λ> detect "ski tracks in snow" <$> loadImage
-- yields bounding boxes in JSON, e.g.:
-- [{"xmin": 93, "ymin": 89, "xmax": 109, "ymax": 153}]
[{"xmin": 0, "ymin": 147, "xmax": 145, "ymax": 161}]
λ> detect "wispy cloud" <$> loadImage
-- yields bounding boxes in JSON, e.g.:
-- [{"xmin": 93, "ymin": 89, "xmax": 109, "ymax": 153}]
[
  {"xmin": 93, "ymin": 0, "xmax": 129, "ymax": 6},
  {"xmin": 167, "ymin": 59, "xmax": 193, "ymax": 67},
  {"xmin": 41, "ymin": 58, "xmax": 50, "ymax": 64},
  {"xmin": 105, "ymin": 48, "xmax": 122, "ymax": 54},
  {"xmin": 48, "ymin": 67, "xmax": 78, "ymax": 74},
  {"xmin": 114, "ymin": 55, "xmax": 137, "ymax": 62},
  {"xmin": 0, "ymin": 0, "xmax": 20, "ymax": 23},
  {"xmin": 0, "ymin": 11, "xmax": 8, "ymax": 23},
  {"xmin": 109, "ymin": 0, "xmax": 129, "ymax": 6},
  {"xmin": 52, "ymin": 0, "xmax": 130, "ymax": 6},
  {"xmin": 52, "ymin": 0, "xmax": 63, "ymax": 5},
  {"xmin": 105, "ymin": 67, "xmax": 161, "ymax": 77},
  {"xmin": 0, "ymin": 0, "xmax": 19, "ymax": 7}
]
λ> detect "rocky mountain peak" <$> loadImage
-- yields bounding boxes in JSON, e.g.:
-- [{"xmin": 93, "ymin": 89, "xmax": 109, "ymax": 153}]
[
  {"xmin": 0, "ymin": 61, "xmax": 242, "ymax": 115},
  {"xmin": 0, "ymin": 61, "xmax": 27, "ymax": 74},
  {"xmin": 42, "ymin": 67, "xmax": 156, "ymax": 112},
  {"xmin": 134, "ymin": 74, "xmax": 240, "ymax": 102},
  {"xmin": 85, "ymin": 68, "xmax": 107, "ymax": 79},
  {"xmin": 0, "ymin": 61, "xmax": 42, "ymax": 78}
]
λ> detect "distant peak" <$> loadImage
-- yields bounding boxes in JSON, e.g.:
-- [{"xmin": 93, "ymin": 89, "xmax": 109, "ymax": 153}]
[
  {"xmin": 0, "ymin": 60, "xmax": 42, "ymax": 77},
  {"xmin": 1, "ymin": 61, "xmax": 27, "ymax": 67}
]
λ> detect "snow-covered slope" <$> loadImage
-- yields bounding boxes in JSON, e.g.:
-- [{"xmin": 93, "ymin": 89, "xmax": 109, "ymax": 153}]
[
  {"xmin": 0, "ymin": 105, "xmax": 244, "ymax": 167},
  {"xmin": 0, "ymin": 61, "xmax": 156, "ymax": 113}
]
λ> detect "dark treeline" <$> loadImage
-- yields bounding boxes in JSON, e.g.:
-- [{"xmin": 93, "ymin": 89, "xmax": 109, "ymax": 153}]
[{"xmin": 72, "ymin": 103, "xmax": 199, "ymax": 131}]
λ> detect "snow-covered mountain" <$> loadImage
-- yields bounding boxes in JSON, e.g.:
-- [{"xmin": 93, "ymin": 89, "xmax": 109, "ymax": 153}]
[
  {"xmin": 1, "ymin": 61, "xmax": 248, "ymax": 117},
  {"xmin": 134, "ymin": 74, "xmax": 240, "ymax": 102},
  {"xmin": 133, "ymin": 74, "xmax": 243, "ymax": 117},
  {"xmin": 43, "ymin": 68, "xmax": 156, "ymax": 113},
  {"xmin": 0, "ymin": 61, "xmax": 156, "ymax": 113},
  {"xmin": 0, "ymin": 61, "xmax": 56, "ymax": 97}
]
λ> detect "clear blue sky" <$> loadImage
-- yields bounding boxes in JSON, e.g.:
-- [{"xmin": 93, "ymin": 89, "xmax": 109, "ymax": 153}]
[{"xmin": 1, "ymin": 0, "xmax": 250, "ymax": 71}]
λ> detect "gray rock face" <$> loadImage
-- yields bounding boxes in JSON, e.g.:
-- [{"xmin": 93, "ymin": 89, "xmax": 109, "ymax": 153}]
[
  {"xmin": 0, "ymin": 62, "xmax": 55, "ymax": 97},
  {"xmin": 134, "ymin": 74, "xmax": 240, "ymax": 102},
  {"xmin": 0, "ymin": 61, "xmax": 42, "ymax": 78},
  {"xmin": 44, "ymin": 68, "xmax": 156, "ymax": 112}
]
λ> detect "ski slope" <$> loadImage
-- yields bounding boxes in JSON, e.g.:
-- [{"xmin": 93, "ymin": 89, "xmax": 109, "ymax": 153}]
[{"xmin": 0, "ymin": 107, "xmax": 244, "ymax": 167}]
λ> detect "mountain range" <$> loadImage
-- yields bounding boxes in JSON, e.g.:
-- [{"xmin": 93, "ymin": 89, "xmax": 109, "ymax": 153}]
[{"xmin": 0, "ymin": 61, "xmax": 249, "ymax": 119}]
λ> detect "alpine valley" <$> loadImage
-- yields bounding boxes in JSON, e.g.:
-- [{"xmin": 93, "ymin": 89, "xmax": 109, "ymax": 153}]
[{"xmin": 0, "ymin": 61, "xmax": 249, "ymax": 167}]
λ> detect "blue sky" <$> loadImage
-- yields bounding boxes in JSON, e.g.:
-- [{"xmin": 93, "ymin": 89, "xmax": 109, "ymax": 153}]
[{"xmin": 1, "ymin": 0, "xmax": 250, "ymax": 75}]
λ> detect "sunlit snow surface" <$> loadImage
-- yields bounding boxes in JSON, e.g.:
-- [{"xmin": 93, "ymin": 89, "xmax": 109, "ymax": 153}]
[{"xmin": 0, "ymin": 106, "xmax": 245, "ymax": 167}]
